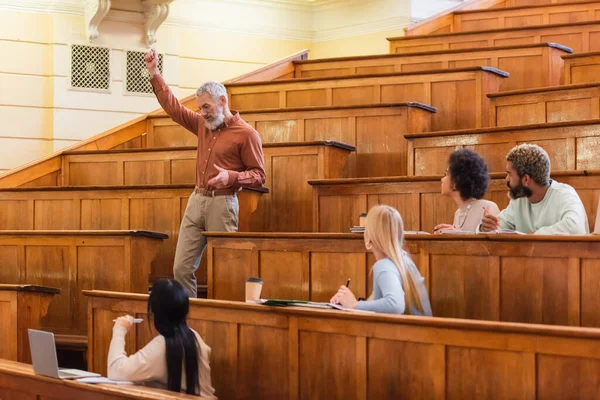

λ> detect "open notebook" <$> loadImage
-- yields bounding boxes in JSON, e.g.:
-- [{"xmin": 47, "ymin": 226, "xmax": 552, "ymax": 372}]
[{"xmin": 255, "ymin": 299, "xmax": 373, "ymax": 312}]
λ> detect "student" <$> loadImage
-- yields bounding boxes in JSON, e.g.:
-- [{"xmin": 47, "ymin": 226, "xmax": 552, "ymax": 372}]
[
  {"xmin": 479, "ymin": 144, "xmax": 589, "ymax": 235},
  {"xmin": 108, "ymin": 279, "xmax": 216, "ymax": 398},
  {"xmin": 330, "ymin": 205, "xmax": 432, "ymax": 316},
  {"xmin": 434, "ymin": 148, "xmax": 500, "ymax": 233}
]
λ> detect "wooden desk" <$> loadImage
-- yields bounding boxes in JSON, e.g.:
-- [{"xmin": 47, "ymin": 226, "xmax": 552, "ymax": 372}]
[
  {"xmin": 388, "ymin": 21, "xmax": 600, "ymax": 54},
  {"xmin": 0, "ymin": 230, "xmax": 165, "ymax": 336},
  {"xmin": 0, "ymin": 284, "xmax": 59, "ymax": 363},
  {"xmin": 0, "ymin": 359, "xmax": 207, "ymax": 399},
  {"xmin": 309, "ymin": 171, "xmax": 600, "ymax": 234},
  {"xmin": 205, "ymin": 232, "xmax": 600, "ymax": 328},
  {"xmin": 489, "ymin": 82, "xmax": 600, "ymax": 127},
  {"xmin": 86, "ymin": 290, "xmax": 600, "ymax": 399},
  {"xmin": 404, "ymin": 119, "xmax": 600, "ymax": 175},
  {"xmin": 294, "ymin": 43, "xmax": 569, "ymax": 92},
  {"xmin": 0, "ymin": 185, "xmax": 263, "ymax": 284},
  {"xmin": 225, "ymin": 67, "xmax": 507, "ymax": 131},
  {"xmin": 563, "ymin": 51, "xmax": 600, "ymax": 85}
]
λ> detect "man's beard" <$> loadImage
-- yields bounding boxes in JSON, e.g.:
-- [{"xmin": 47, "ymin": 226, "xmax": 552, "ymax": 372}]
[
  {"xmin": 205, "ymin": 108, "xmax": 225, "ymax": 131},
  {"xmin": 508, "ymin": 181, "xmax": 532, "ymax": 199}
]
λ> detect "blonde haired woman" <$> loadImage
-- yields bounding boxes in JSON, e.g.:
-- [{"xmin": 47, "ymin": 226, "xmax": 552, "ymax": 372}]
[{"xmin": 330, "ymin": 205, "xmax": 432, "ymax": 315}]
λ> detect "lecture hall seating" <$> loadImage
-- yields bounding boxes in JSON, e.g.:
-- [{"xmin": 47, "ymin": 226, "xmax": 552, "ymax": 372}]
[
  {"xmin": 309, "ymin": 171, "xmax": 600, "ymax": 233},
  {"xmin": 87, "ymin": 290, "xmax": 600, "ymax": 399},
  {"xmin": 204, "ymin": 232, "xmax": 600, "ymax": 328}
]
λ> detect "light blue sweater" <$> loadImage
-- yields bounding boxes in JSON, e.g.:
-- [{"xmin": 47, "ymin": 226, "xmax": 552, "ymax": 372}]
[{"xmin": 356, "ymin": 255, "xmax": 432, "ymax": 316}]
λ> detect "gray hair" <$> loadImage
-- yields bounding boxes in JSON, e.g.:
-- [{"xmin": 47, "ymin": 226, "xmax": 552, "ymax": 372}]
[
  {"xmin": 196, "ymin": 81, "xmax": 228, "ymax": 104},
  {"xmin": 506, "ymin": 144, "xmax": 551, "ymax": 186}
]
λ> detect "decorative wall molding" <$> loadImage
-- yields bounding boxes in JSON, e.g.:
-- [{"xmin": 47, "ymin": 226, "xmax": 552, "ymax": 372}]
[
  {"xmin": 84, "ymin": 0, "xmax": 111, "ymax": 42},
  {"xmin": 0, "ymin": 0, "xmax": 414, "ymax": 42},
  {"xmin": 141, "ymin": 0, "xmax": 173, "ymax": 45}
]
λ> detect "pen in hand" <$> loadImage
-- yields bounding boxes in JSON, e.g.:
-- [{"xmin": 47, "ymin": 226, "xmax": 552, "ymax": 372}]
[
  {"xmin": 113, "ymin": 318, "xmax": 144, "ymax": 323},
  {"xmin": 345, "ymin": 279, "xmax": 351, "ymax": 288}
]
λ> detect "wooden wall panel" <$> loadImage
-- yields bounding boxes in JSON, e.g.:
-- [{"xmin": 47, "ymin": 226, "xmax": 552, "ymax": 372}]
[{"xmin": 87, "ymin": 290, "xmax": 600, "ymax": 399}]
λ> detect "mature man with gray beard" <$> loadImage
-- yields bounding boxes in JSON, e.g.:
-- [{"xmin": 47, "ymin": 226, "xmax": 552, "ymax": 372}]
[{"xmin": 145, "ymin": 49, "xmax": 266, "ymax": 297}]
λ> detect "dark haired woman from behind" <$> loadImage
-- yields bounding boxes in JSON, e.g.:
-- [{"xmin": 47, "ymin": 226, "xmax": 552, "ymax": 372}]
[
  {"xmin": 433, "ymin": 148, "xmax": 500, "ymax": 233},
  {"xmin": 108, "ymin": 279, "xmax": 216, "ymax": 398}
]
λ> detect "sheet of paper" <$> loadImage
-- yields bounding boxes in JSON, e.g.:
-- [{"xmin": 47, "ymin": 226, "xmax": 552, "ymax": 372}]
[{"xmin": 76, "ymin": 377, "xmax": 134, "ymax": 385}]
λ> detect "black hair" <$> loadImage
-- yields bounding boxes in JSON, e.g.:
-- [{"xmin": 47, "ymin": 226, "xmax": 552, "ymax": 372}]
[
  {"xmin": 148, "ymin": 279, "xmax": 200, "ymax": 395},
  {"xmin": 447, "ymin": 148, "xmax": 490, "ymax": 200}
]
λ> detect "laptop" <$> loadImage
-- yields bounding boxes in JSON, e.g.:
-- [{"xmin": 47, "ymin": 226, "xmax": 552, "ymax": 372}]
[{"xmin": 28, "ymin": 329, "xmax": 101, "ymax": 379}]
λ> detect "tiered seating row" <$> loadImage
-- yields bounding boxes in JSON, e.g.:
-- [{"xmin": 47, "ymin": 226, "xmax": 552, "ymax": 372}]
[
  {"xmin": 489, "ymin": 82, "xmax": 600, "ymax": 126},
  {"xmin": 87, "ymin": 290, "xmax": 600, "ymax": 399},
  {"xmin": 563, "ymin": 51, "xmax": 600, "ymax": 84},
  {"xmin": 204, "ymin": 232, "xmax": 600, "ymax": 328},
  {"xmin": 225, "ymin": 67, "xmax": 507, "ymax": 132},
  {"xmin": 389, "ymin": 21, "xmax": 600, "ymax": 54},
  {"xmin": 149, "ymin": 103, "xmax": 433, "ymax": 177},
  {"xmin": 405, "ymin": 119, "xmax": 600, "ymax": 175},
  {"xmin": 0, "ymin": 231, "xmax": 165, "ymax": 336},
  {"xmin": 310, "ymin": 171, "xmax": 600, "ymax": 233},
  {"xmin": 294, "ymin": 43, "xmax": 570, "ymax": 91}
]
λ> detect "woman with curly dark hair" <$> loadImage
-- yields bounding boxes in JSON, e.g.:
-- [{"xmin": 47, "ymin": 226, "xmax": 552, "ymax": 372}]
[{"xmin": 433, "ymin": 148, "xmax": 500, "ymax": 233}]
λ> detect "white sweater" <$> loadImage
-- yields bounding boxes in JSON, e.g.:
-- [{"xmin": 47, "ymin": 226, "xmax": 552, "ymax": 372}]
[
  {"xmin": 108, "ymin": 324, "xmax": 217, "ymax": 398},
  {"xmin": 497, "ymin": 180, "xmax": 589, "ymax": 235}
]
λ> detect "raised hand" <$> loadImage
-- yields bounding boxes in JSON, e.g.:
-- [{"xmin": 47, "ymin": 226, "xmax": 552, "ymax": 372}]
[{"xmin": 144, "ymin": 49, "xmax": 159, "ymax": 77}]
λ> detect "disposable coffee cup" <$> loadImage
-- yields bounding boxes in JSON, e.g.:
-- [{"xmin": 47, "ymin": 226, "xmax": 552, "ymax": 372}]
[
  {"xmin": 246, "ymin": 277, "xmax": 263, "ymax": 302},
  {"xmin": 359, "ymin": 213, "xmax": 368, "ymax": 227}
]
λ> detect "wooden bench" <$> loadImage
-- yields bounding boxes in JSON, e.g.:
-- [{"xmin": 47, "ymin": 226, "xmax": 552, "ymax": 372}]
[
  {"xmin": 388, "ymin": 21, "xmax": 600, "ymax": 54},
  {"xmin": 489, "ymin": 82, "xmax": 600, "ymax": 126},
  {"xmin": 451, "ymin": 1, "xmax": 600, "ymax": 33},
  {"xmin": 149, "ymin": 103, "xmax": 434, "ymax": 177},
  {"xmin": 0, "ymin": 285, "xmax": 59, "ymax": 363},
  {"xmin": 0, "ymin": 185, "xmax": 263, "ymax": 284},
  {"xmin": 0, "ymin": 359, "xmax": 208, "ymax": 400},
  {"xmin": 204, "ymin": 232, "xmax": 600, "ymax": 328},
  {"xmin": 0, "ymin": 230, "xmax": 164, "ymax": 336},
  {"xmin": 563, "ymin": 51, "xmax": 600, "ymax": 84},
  {"xmin": 405, "ymin": 119, "xmax": 600, "ymax": 175},
  {"xmin": 61, "ymin": 142, "xmax": 352, "ymax": 233},
  {"xmin": 86, "ymin": 290, "xmax": 600, "ymax": 399},
  {"xmin": 294, "ymin": 43, "xmax": 570, "ymax": 91},
  {"xmin": 224, "ymin": 67, "xmax": 508, "ymax": 131},
  {"xmin": 309, "ymin": 171, "xmax": 599, "ymax": 233}
]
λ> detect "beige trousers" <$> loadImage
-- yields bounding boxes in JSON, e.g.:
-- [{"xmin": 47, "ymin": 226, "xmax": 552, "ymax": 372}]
[{"xmin": 173, "ymin": 192, "xmax": 238, "ymax": 297}]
